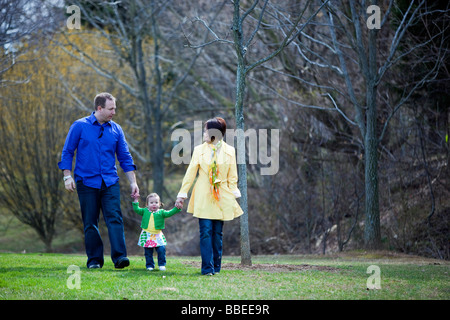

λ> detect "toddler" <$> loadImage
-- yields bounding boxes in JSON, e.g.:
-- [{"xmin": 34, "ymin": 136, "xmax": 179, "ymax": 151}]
[{"xmin": 132, "ymin": 193, "xmax": 181, "ymax": 271}]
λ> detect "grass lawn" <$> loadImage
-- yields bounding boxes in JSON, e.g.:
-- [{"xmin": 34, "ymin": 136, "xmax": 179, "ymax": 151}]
[{"xmin": 0, "ymin": 252, "xmax": 448, "ymax": 300}]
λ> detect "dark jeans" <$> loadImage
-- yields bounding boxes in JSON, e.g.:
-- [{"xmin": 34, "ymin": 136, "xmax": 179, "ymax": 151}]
[
  {"xmin": 76, "ymin": 180, "xmax": 127, "ymax": 268},
  {"xmin": 198, "ymin": 218, "xmax": 224, "ymax": 275},
  {"xmin": 144, "ymin": 246, "xmax": 166, "ymax": 268}
]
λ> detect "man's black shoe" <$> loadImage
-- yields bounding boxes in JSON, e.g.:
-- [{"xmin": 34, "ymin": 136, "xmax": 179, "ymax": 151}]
[{"xmin": 115, "ymin": 257, "xmax": 130, "ymax": 269}]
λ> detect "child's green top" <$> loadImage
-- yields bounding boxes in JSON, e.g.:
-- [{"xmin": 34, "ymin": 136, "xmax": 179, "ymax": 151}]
[{"xmin": 132, "ymin": 202, "xmax": 181, "ymax": 231}]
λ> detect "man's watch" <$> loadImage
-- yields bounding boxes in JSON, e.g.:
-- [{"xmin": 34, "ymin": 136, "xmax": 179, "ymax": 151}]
[{"xmin": 63, "ymin": 175, "xmax": 72, "ymax": 182}]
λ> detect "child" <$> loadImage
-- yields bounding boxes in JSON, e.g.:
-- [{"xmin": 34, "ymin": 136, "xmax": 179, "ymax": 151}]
[{"xmin": 132, "ymin": 193, "xmax": 181, "ymax": 271}]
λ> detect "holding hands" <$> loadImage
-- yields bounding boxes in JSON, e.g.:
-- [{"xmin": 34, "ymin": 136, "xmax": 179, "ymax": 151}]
[
  {"xmin": 130, "ymin": 183, "xmax": 140, "ymax": 201},
  {"xmin": 132, "ymin": 192, "xmax": 140, "ymax": 203},
  {"xmin": 175, "ymin": 197, "xmax": 185, "ymax": 209},
  {"xmin": 130, "ymin": 186, "xmax": 183, "ymax": 210}
]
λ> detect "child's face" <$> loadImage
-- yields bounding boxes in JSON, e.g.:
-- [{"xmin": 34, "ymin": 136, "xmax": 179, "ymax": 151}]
[{"xmin": 147, "ymin": 196, "xmax": 160, "ymax": 212}]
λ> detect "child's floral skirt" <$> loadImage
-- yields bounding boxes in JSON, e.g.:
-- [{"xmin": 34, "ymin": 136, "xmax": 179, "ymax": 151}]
[{"xmin": 137, "ymin": 230, "xmax": 167, "ymax": 248}]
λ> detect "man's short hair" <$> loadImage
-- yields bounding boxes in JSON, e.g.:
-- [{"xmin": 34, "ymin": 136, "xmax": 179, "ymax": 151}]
[{"xmin": 94, "ymin": 92, "xmax": 116, "ymax": 111}]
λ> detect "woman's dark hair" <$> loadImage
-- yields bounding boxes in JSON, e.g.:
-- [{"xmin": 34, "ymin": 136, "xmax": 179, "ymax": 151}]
[{"xmin": 205, "ymin": 117, "xmax": 227, "ymax": 142}]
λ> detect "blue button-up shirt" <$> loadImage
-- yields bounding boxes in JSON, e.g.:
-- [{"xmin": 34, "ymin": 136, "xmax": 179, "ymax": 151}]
[{"xmin": 58, "ymin": 112, "xmax": 137, "ymax": 189}]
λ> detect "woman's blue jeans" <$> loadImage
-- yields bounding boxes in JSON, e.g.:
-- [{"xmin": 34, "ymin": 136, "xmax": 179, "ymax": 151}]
[
  {"xmin": 76, "ymin": 180, "xmax": 127, "ymax": 268},
  {"xmin": 198, "ymin": 218, "xmax": 224, "ymax": 275},
  {"xmin": 144, "ymin": 246, "xmax": 166, "ymax": 268}
]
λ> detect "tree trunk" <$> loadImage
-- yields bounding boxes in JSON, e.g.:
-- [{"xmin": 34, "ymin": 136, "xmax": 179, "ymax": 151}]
[
  {"xmin": 232, "ymin": 0, "xmax": 251, "ymax": 266},
  {"xmin": 364, "ymin": 25, "xmax": 381, "ymax": 249},
  {"xmin": 151, "ymin": 0, "xmax": 164, "ymax": 196},
  {"xmin": 364, "ymin": 112, "xmax": 381, "ymax": 249},
  {"xmin": 44, "ymin": 239, "xmax": 53, "ymax": 253},
  {"xmin": 235, "ymin": 65, "xmax": 252, "ymax": 266}
]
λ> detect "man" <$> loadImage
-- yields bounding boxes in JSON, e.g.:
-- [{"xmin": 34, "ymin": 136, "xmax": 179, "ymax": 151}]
[{"xmin": 58, "ymin": 92, "xmax": 139, "ymax": 269}]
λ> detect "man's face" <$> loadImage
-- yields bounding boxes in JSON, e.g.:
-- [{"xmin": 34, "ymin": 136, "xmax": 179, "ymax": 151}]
[{"xmin": 96, "ymin": 99, "xmax": 116, "ymax": 123}]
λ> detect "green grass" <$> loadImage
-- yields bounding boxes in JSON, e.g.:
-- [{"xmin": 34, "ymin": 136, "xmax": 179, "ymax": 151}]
[{"xmin": 0, "ymin": 252, "xmax": 448, "ymax": 300}]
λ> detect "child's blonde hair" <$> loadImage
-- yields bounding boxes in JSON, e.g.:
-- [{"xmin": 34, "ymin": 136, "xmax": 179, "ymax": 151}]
[{"xmin": 146, "ymin": 193, "xmax": 164, "ymax": 208}]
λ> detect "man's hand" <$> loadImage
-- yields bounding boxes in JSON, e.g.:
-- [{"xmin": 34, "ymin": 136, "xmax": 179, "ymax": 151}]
[
  {"xmin": 63, "ymin": 170, "xmax": 75, "ymax": 192},
  {"xmin": 125, "ymin": 171, "xmax": 139, "ymax": 200},
  {"xmin": 64, "ymin": 176, "xmax": 76, "ymax": 193},
  {"xmin": 130, "ymin": 182, "xmax": 140, "ymax": 200}
]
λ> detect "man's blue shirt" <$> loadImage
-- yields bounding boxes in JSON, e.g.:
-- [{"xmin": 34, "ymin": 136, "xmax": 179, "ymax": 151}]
[{"xmin": 58, "ymin": 112, "xmax": 137, "ymax": 189}]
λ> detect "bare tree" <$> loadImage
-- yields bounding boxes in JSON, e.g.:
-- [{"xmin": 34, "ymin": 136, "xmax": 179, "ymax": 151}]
[
  {"xmin": 0, "ymin": 0, "xmax": 62, "ymax": 87},
  {"xmin": 273, "ymin": 0, "xmax": 449, "ymax": 249},
  {"xmin": 0, "ymin": 62, "xmax": 80, "ymax": 252},
  {"xmin": 184, "ymin": 0, "xmax": 330, "ymax": 265},
  {"xmin": 0, "ymin": 0, "xmax": 74, "ymax": 252}
]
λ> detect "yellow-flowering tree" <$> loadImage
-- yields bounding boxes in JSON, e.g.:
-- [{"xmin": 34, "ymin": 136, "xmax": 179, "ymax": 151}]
[{"xmin": 0, "ymin": 37, "xmax": 96, "ymax": 251}]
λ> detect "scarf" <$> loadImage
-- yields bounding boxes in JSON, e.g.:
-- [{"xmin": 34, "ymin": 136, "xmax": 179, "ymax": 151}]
[{"xmin": 208, "ymin": 140, "xmax": 222, "ymax": 202}]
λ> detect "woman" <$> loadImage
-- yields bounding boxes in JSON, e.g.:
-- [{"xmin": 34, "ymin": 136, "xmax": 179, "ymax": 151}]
[{"xmin": 176, "ymin": 117, "xmax": 243, "ymax": 275}]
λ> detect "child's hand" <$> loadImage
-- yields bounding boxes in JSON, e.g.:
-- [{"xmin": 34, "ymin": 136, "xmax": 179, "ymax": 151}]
[{"xmin": 132, "ymin": 193, "xmax": 140, "ymax": 202}]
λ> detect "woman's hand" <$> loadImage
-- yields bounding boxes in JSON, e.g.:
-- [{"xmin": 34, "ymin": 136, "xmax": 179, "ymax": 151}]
[{"xmin": 175, "ymin": 197, "xmax": 185, "ymax": 209}]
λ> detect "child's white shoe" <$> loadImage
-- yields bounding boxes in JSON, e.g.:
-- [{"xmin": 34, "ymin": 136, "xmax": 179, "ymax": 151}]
[
  {"xmin": 147, "ymin": 267, "xmax": 154, "ymax": 271},
  {"xmin": 159, "ymin": 266, "xmax": 166, "ymax": 271}
]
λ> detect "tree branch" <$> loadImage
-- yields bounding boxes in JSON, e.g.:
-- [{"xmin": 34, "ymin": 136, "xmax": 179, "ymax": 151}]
[{"xmin": 246, "ymin": 0, "xmax": 328, "ymax": 73}]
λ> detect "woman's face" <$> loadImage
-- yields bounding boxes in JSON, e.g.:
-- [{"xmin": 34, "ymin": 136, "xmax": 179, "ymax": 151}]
[
  {"xmin": 203, "ymin": 124, "xmax": 222, "ymax": 144},
  {"xmin": 203, "ymin": 125, "xmax": 212, "ymax": 143}
]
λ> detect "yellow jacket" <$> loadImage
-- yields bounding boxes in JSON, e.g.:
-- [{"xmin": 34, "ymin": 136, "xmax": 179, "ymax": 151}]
[{"xmin": 177, "ymin": 141, "xmax": 243, "ymax": 221}]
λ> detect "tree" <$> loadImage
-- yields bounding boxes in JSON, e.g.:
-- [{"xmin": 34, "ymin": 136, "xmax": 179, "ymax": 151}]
[
  {"xmin": 0, "ymin": 0, "xmax": 60, "ymax": 87},
  {"xmin": 277, "ymin": 0, "xmax": 448, "ymax": 249},
  {"xmin": 184, "ymin": 0, "xmax": 329, "ymax": 264},
  {"xmin": 0, "ymin": 42, "xmax": 81, "ymax": 252},
  {"xmin": 331, "ymin": 0, "xmax": 446, "ymax": 248}
]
